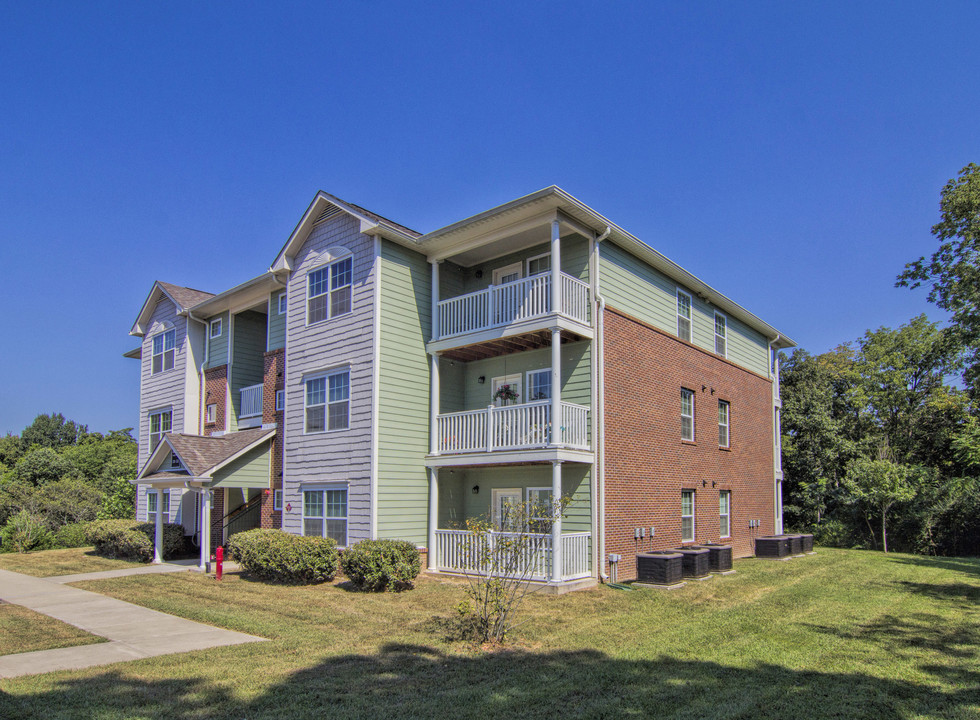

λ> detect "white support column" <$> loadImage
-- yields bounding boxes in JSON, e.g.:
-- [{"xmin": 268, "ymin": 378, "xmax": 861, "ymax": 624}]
[
  {"xmin": 429, "ymin": 353, "xmax": 440, "ymax": 455},
  {"xmin": 551, "ymin": 327, "xmax": 561, "ymax": 446},
  {"xmin": 430, "ymin": 260, "xmax": 441, "ymax": 341},
  {"xmin": 551, "ymin": 460, "xmax": 563, "ymax": 583},
  {"xmin": 199, "ymin": 490, "xmax": 211, "ymax": 572},
  {"xmin": 428, "ymin": 467, "xmax": 439, "ymax": 571},
  {"xmin": 551, "ymin": 218, "xmax": 561, "ymax": 315},
  {"xmin": 153, "ymin": 490, "xmax": 163, "ymax": 564}
]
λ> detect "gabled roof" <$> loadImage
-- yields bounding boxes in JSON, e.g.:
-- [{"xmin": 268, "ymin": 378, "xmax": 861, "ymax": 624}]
[
  {"xmin": 135, "ymin": 428, "xmax": 275, "ymax": 482},
  {"xmin": 130, "ymin": 281, "xmax": 215, "ymax": 337},
  {"xmin": 269, "ymin": 191, "xmax": 421, "ymax": 273}
]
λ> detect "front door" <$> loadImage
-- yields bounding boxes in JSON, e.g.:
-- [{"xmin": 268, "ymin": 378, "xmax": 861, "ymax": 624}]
[
  {"xmin": 492, "ymin": 488, "xmax": 523, "ymax": 531},
  {"xmin": 493, "ymin": 262, "xmax": 522, "ymax": 286}
]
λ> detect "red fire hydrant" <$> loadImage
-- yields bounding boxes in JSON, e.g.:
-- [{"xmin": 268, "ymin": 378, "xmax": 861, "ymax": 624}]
[{"xmin": 215, "ymin": 546, "xmax": 223, "ymax": 581}]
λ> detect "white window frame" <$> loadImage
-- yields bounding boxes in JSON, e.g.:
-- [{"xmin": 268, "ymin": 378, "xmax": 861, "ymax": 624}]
[
  {"xmin": 278, "ymin": 292, "xmax": 287, "ymax": 314},
  {"xmin": 275, "ymin": 389, "xmax": 285, "ymax": 412},
  {"xmin": 718, "ymin": 400, "xmax": 730, "ymax": 448},
  {"xmin": 714, "ymin": 312, "xmax": 727, "ymax": 357},
  {"xmin": 526, "ymin": 486, "xmax": 553, "ymax": 532},
  {"xmin": 681, "ymin": 490, "xmax": 695, "ymax": 543},
  {"xmin": 492, "ymin": 262, "xmax": 523, "ymax": 286},
  {"xmin": 151, "ymin": 329, "xmax": 176, "ymax": 375},
  {"xmin": 526, "ymin": 252, "xmax": 551, "ymax": 277},
  {"xmin": 147, "ymin": 489, "xmax": 170, "ymax": 524},
  {"xmin": 307, "ymin": 254, "xmax": 353, "ymax": 325},
  {"xmin": 525, "ymin": 368, "xmax": 552, "ymax": 401},
  {"xmin": 304, "ymin": 368, "xmax": 350, "ymax": 433},
  {"xmin": 681, "ymin": 388, "xmax": 695, "ymax": 442},
  {"xmin": 205, "ymin": 403, "xmax": 216, "ymax": 424},
  {"xmin": 491, "ymin": 488, "xmax": 523, "ymax": 531},
  {"xmin": 148, "ymin": 409, "xmax": 172, "ymax": 450},
  {"xmin": 273, "ymin": 489, "xmax": 283, "ymax": 511},
  {"xmin": 676, "ymin": 290, "xmax": 692, "ymax": 343},
  {"xmin": 209, "ymin": 318, "xmax": 222, "ymax": 338},
  {"xmin": 302, "ymin": 487, "xmax": 348, "ymax": 545},
  {"xmin": 169, "ymin": 451, "xmax": 182, "ymax": 470},
  {"xmin": 719, "ymin": 490, "xmax": 731, "ymax": 539}
]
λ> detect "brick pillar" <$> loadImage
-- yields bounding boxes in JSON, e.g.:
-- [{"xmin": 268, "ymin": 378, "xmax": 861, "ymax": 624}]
[
  {"xmin": 263, "ymin": 349, "xmax": 285, "ymax": 530},
  {"xmin": 204, "ymin": 365, "xmax": 228, "ymax": 436}
]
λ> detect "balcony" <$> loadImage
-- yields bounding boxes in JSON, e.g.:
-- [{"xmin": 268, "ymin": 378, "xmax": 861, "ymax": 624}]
[
  {"xmin": 434, "ymin": 529, "xmax": 591, "ymax": 582},
  {"xmin": 432, "ymin": 273, "xmax": 591, "ymax": 354},
  {"xmin": 436, "ymin": 400, "xmax": 589, "ymax": 455},
  {"xmin": 238, "ymin": 383, "xmax": 263, "ymax": 428}
]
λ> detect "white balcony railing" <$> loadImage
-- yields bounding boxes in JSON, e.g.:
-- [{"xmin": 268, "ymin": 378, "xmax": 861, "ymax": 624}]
[
  {"xmin": 239, "ymin": 383, "xmax": 263, "ymax": 419},
  {"xmin": 437, "ymin": 272, "xmax": 590, "ymax": 339},
  {"xmin": 434, "ymin": 529, "xmax": 591, "ymax": 581},
  {"xmin": 436, "ymin": 400, "xmax": 589, "ymax": 454}
]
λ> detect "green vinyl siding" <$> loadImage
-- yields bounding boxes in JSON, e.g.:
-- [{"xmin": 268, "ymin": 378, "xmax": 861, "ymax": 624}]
[
  {"xmin": 268, "ymin": 290, "xmax": 286, "ymax": 350},
  {"xmin": 210, "ymin": 442, "xmax": 271, "ymax": 489},
  {"xmin": 455, "ymin": 234, "xmax": 590, "ymax": 296},
  {"xmin": 229, "ymin": 310, "xmax": 267, "ymax": 431},
  {"xmin": 599, "ymin": 240, "xmax": 769, "ymax": 377},
  {"xmin": 377, "ymin": 240, "xmax": 432, "ymax": 545},
  {"xmin": 205, "ymin": 311, "xmax": 230, "ymax": 370}
]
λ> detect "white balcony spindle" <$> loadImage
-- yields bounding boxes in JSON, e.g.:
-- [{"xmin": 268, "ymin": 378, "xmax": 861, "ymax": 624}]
[{"xmin": 239, "ymin": 384, "xmax": 263, "ymax": 418}]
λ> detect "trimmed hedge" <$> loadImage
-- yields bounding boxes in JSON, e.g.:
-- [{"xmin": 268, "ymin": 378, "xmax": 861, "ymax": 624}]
[
  {"xmin": 340, "ymin": 539, "xmax": 421, "ymax": 592},
  {"xmin": 53, "ymin": 521, "xmax": 95, "ymax": 549},
  {"xmin": 86, "ymin": 519, "xmax": 185, "ymax": 562},
  {"xmin": 227, "ymin": 529, "xmax": 338, "ymax": 584}
]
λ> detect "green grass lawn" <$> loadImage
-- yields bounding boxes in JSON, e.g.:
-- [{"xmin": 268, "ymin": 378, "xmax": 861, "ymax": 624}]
[
  {"xmin": 0, "ymin": 547, "xmax": 146, "ymax": 577},
  {"xmin": 0, "ymin": 604, "xmax": 106, "ymax": 656},
  {"xmin": 0, "ymin": 548, "xmax": 977, "ymax": 719}
]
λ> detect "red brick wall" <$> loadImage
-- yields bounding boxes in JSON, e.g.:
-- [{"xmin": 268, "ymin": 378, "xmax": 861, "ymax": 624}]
[
  {"xmin": 203, "ymin": 365, "xmax": 228, "ymax": 436},
  {"xmin": 603, "ymin": 308, "xmax": 775, "ymax": 580},
  {"xmin": 261, "ymin": 349, "xmax": 285, "ymax": 530}
]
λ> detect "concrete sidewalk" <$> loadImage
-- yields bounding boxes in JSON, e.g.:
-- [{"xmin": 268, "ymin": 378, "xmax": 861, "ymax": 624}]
[{"xmin": 0, "ymin": 567, "xmax": 265, "ymax": 678}]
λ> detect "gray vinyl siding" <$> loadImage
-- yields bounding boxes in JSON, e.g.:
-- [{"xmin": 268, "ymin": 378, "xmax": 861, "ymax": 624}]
[
  {"xmin": 205, "ymin": 311, "xmax": 230, "ymax": 369},
  {"xmin": 376, "ymin": 240, "xmax": 431, "ymax": 544},
  {"xmin": 267, "ymin": 290, "xmax": 286, "ymax": 350},
  {"xmin": 281, "ymin": 213, "xmax": 376, "ymax": 543},
  {"xmin": 229, "ymin": 310, "xmax": 267, "ymax": 431},
  {"xmin": 599, "ymin": 240, "xmax": 770, "ymax": 377},
  {"xmin": 136, "ymin": 297, "xmax": 187, "ymax": 522}
]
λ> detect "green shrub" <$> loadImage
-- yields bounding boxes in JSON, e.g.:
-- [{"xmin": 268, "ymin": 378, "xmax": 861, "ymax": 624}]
[
  {"xmin": 86, "ymin": 519, "xmax": 185, "ymax": 561},
  {"xmin": 1, "ymin": 511, "xmax": 53, "ymax": 553},
  {"xmin": 340, "ymin": 539, "xmax": 421, "ymax": 592},
  {"xmin": 53, "ymin": 521, "xmax": 95, "ymax": 548},
  {"xmin": 227, "ymin": 529, "xmax": 338, "ymax": 584}
]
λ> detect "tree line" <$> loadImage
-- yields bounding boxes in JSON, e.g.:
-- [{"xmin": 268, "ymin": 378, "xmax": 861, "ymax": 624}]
[{"xmin": 781, "ymin": 164, "xmax": 980, "ymax": 555}]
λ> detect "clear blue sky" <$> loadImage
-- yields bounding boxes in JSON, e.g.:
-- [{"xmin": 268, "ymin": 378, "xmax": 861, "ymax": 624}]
[{"xmin": 1, "ymin": 2, "xmax": 977, "ymax": 436}]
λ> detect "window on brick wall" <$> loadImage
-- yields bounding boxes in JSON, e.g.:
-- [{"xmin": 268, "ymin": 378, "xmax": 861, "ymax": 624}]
[
  {"xmin": 681, "ymin": 388, "xmax": 695, "ymax": 441},
  {"xmin": 276, "ymin": 389, "xmax": 285, "ymax": 411},
  {"xmin": 151, "ymin": 330, "xmax": 176, "ymax": 374},
  {"xmin": 714, "ymin": 312, "xmax": 727, "ymax": 357},
  {"xmin": 273, "ymin": 489, "xmax": 282, "ymax": 511},
  {"xmin": 677, "ymin": 290, "xmax": 692, "ymax": 342},
  {"xmin": 307, "ymin": 255, "xmax": 352, "ymax": 324},
  {"xmin": 719, "ymin": 490, "xmax": 731, "ymax": 538},
  {"xmin": 718, "ymin": 400, "xmax": 730, "ymax": 448},
  {"xmin": 681, "ymin": 490, "xmax": 695, "ymax": 542},
  {"xmin": 149, "ymin": 410, "xmax": 172, "ymax": 450},
  {"xmin": 206, "ymin": 404, "xmax": 216, "ymax": 424}
]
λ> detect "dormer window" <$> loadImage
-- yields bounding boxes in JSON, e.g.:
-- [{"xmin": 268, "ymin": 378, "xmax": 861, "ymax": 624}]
[
  {"xmin": 151, "ymin": 330, "xmax": 176, "ymax": 374},
  {"xmin": 308, "ymin": 256, "xmax": 352, "ymax": 324}
]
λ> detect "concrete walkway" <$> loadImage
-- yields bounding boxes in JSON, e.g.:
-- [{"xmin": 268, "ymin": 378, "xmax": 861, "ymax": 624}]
[{"xmin": 0, "ymin": 565, "xmax": 265, "ymax": 678}]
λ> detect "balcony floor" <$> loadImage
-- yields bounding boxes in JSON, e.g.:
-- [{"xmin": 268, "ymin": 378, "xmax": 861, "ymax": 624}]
[
  {"xmin": 425, "ymin": 447, "xmax": 594, "ymax": 468},
  {"xmin": 428, "ymin": 314, "xmax": 593, "ymax": 361}
]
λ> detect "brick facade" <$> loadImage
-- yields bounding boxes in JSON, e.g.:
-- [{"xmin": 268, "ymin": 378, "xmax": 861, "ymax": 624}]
[
  {"xmin": 603, "ymin": 307, "xmax": 775, "ymax": 580},
  {"xmin": 203, "ymin": 365, "xmax": 228, "ymax": 436},
  {"xmin": 261, "ymin": 349, "xmax": 285, "ymax": 530}
]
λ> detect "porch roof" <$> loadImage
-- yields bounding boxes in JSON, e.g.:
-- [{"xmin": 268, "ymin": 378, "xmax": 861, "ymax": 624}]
[{"xmin": 135, "ymin": 428, "xmax": 275, "ymax": 483}]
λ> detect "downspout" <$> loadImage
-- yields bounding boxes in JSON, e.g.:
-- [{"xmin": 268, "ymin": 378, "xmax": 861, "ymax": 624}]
[
  {"xmin": 593, "ymin": 226, "xmax": 611, "ymax": 582},
  {"xmin": 768, "ymin": 334, "xmax": 782, "ymax": 535}
]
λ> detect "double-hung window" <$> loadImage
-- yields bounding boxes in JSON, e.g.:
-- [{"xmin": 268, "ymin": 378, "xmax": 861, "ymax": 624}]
[
  {"xmin": 681, "ymin": 490, "xmax": 695, "ymax": 542},
  {"xmin": 273, "ymin": 489, "xmax": 283, "ymax": 511},
  {"xmin": 526, "ymin": 487, "xmax": 553, "ymax": 533},
  {"xmin": 718, "ymin": 400, "xmax": 730, "ymax": 448},
  {"xmin": 526, "ymin": 368, "xmax": 552, "ymax": 401},
  {"xmin": 303, "ymin": 488, "xmax": 348, "ymax": 545},
  {"xmin": 681, "ymin": 388, "xmax": 695, "ymax": 442},
  {"xmin": 305, "ymin": 370, "xmax": 350, "ymax": 432},
  {"xmin": 526, "ymin": 252, "xmax": 551, "ymax": 276},
  {"xmin": 307, "ymin": 256, "xmax": 352, "ymax": 324},
  {"xmin": 714, "ymin": 313, "xmax": 727, "ymax": 357},
  {"xmin": 719, "ymin": 490, "xmax": 731, "ymax": 538},
  {"xmin": 151, "ymin": 330, "xmax": 176, "ymax": 374},
  {"xmin": 275, "ymin": 389, "xmax": 285, "ymax": 412},
  {"xmin": 147, "ymin": 490, "xmax": 170, "ymax": 524},
  {"xmin": 149, "ymin": 410, "xmax": 172, "ymax": 450},
  {"xmin": 677, "ymin": 290, "xmax": 692, "ymax": 342}
]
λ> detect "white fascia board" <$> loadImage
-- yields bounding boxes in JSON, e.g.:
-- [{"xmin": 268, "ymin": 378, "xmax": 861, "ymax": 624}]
[
  {"xmin": 136, "ymin": 435, "xmax": 182, "ymax": 480},
  {"xmin": 189, "ymin": 273, "xmax": 280, "ymax": 317}
]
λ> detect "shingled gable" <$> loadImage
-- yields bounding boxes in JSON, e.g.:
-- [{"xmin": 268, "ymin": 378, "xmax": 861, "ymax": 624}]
[
  {"xmin": 130, "ymin": 280, "xmax": 215, "ymax": 337},
  {"xmin": 269, "ymin": 191, "xmax": 422, "ymax": 273},
  {"xmin": 135, "ymin": 427, "xmax": 275, "ymax": 483}
]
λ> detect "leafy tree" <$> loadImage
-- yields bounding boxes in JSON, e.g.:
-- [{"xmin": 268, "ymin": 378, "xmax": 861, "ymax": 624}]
[
  {"xmin": 898, "ymin": 163, "xmax": 980, "ymax": 394},
  {"xmin": 843, "ymin": 455, "xmax": 916, "ymax": 553},
  {"xmin": 0, "ymin": 434, "xmax": 23, "ymax": 467},
  {"xmin": 21, "ymin": 413, "xmax": 87, "ymax": 449},
  {"xmin": 97, "ymin": 476, "xmax": 137, "ymax": 520},
  {"xmin": 9, "ymin": 447, "xmax": 73, "ymax": 486},
  {"xmin": 33, "ymin": 479, "xmax": 104, "ymax": 531},
  {"xmin": 61, "ymin": 429, "xmax": 136, "ymax": 493}
]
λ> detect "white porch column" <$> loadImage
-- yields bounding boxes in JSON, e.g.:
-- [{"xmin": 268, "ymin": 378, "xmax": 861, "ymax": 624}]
[
  {"xmin": 551, "ymin": 327, "xmax": 561, "ymax": 446},
  {"xmin": 551, "ymin": 218, "xmax": 561, "ymax": 315},
  {"xmin": 153, "ymin": 490, "xmax": 163, "ymax": 564},
  {"xmin": 199, "ymin": 490, "xmax": 211, "ymax": 572},
  {"xmin": 430, "ymin": 260, "xmax": 441, "ymax": 341},
  {"xmin": 428, "ymin": 467, "xmax": 439, "ymax": 571},
  {"xmin": 430, "ymin": 353, "xmax": 440, "ymax": 455},
  {"xmin": 551, "ymin": 460, "xmax": 563, "ymax": 583}
]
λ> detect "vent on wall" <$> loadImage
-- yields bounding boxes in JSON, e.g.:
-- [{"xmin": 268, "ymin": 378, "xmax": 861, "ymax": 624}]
[{"xmin": 313, "ymin": 204, "xmax": 341, "ymax": 225}]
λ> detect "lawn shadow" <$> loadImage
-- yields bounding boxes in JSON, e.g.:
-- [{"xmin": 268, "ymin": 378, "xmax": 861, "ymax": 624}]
[
  {"xmin": 885, "ymin": 554, "xmax": 980, "ymax": 578},
  {"xmin": 3, "ymin": 643, "xmax": 978, "ymax": 720},
  {"xmin": 804, "ymin": 612, "xmax": 980, "ymax": 661}
]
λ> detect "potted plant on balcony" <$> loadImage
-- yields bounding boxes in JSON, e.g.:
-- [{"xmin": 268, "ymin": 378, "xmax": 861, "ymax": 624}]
[{"xmin": 492, "ymin": 384, "xmax": 519, "ymax": 406}]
